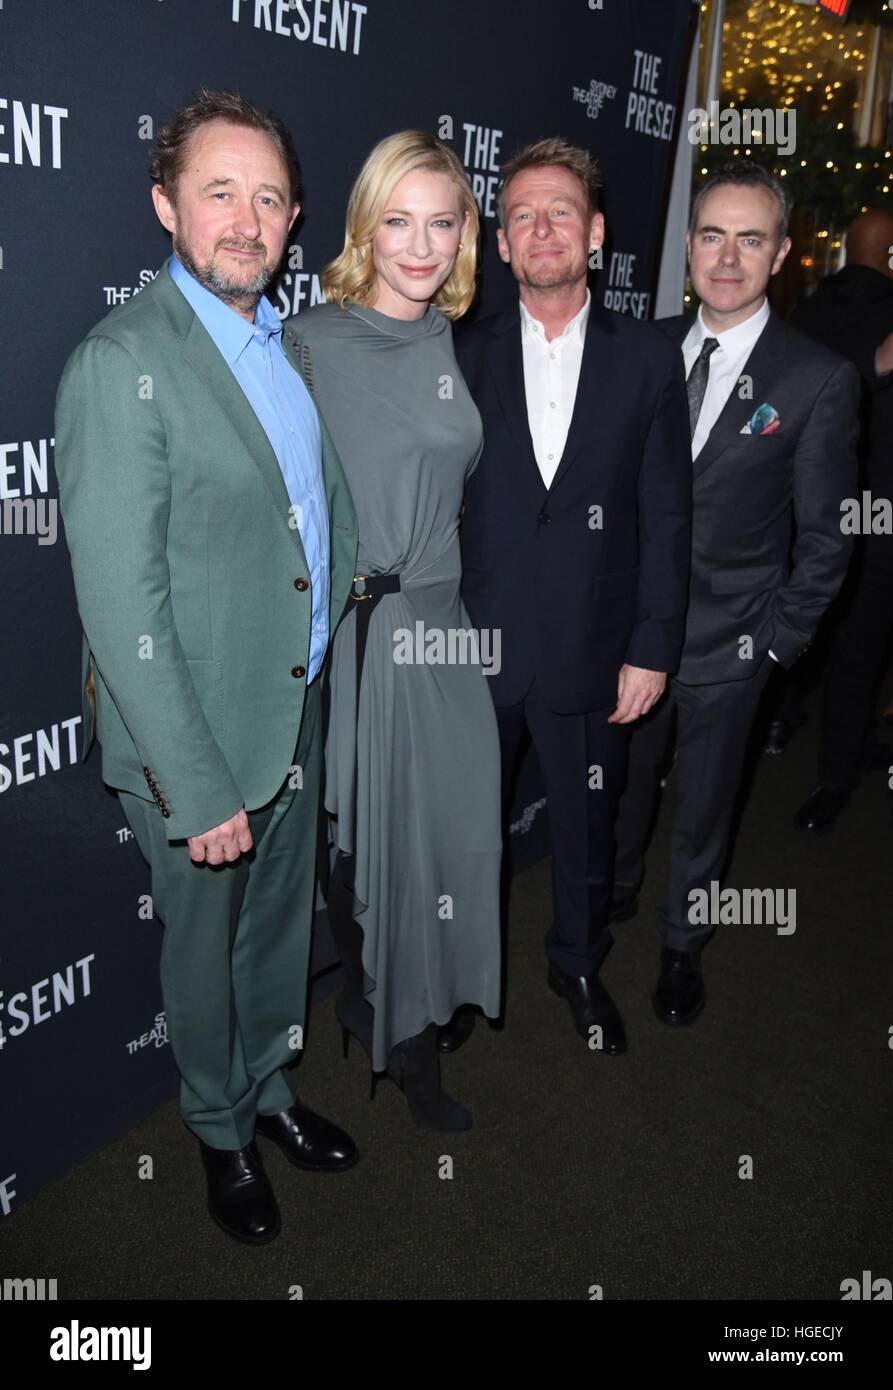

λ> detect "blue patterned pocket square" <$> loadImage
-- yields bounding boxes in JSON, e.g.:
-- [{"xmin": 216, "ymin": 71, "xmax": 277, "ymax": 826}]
[{"xmin": 740, "ymin": 403, "xmax": 781, "ymax": 435}]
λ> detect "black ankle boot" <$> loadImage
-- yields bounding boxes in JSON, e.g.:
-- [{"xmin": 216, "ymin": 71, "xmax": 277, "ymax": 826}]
[
  {"xmin": 378, "ymin": 1024, "xmax": 472, "ymax": 1132},
  {"xmin": 437, "ymin": 1005, "xmax": 477, "ymax": 1054}
]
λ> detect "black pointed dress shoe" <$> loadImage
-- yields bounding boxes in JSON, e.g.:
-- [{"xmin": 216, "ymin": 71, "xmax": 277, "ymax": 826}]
[
  {"xmin": 199, "ymin": 1139, "xmax": 280, "ymax": 1245},
  {"xmin": 254, "ymin": 1096, "xmax": 358, "ymax": 1172},
  {"xmin": 437, "ymin": 1005, "xmax": 477, "ymax": 1054},
  {"xmin": 794, "ymin": 785, "xmax": 849, "ymax": 834},
  {"xmin": 547, "ymin": 962, "xmax": 627, "ymax": 1053},
  {"xmin": 653, "ymin": 947, "xmax": 705, "ymax": 1027}
]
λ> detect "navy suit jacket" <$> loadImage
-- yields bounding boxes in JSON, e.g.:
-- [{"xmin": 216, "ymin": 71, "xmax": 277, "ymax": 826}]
[{"xmin": 456, "ymin": 300, "xmax": 692, "ymax": 712}]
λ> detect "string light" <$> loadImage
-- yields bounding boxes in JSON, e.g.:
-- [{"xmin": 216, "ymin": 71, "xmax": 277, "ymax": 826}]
[
  {"xmin": 699, "ymin": 0, "xmax": 893, "ymax": 215},
  {"xmin": 722, "ymin": 1, "xmax": 874, "ymax": 115},
  {"xmin": 696, "ymin": 0, "xmax": 893, "ymax": 283}
]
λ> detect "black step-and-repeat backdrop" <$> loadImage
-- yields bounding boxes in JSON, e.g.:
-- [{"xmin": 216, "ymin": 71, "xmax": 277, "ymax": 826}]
[{"xmin": 1, "ymin": 0, "xmax": 693, "ymax": 1210}]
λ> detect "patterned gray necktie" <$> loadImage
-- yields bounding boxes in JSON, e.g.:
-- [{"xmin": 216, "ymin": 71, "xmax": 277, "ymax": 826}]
[{"xmin": 686, "ymin": 336, "xmax": 720, "ymax": 440}]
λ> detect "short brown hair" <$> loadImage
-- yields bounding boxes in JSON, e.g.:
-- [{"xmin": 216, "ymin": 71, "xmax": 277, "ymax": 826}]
[
  {"xmin": 148, "ymin": 87, "xmax": 300, "ymax": 207},
  {"xmin": 497, "ymin": 137, "xmax": 602, "ymax": 228}
]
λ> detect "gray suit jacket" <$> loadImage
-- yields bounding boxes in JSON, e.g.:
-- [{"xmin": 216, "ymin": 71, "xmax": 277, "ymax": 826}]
[{"xmin": 659, "ymin": 309, "xmax": 860, "ymax": 684}]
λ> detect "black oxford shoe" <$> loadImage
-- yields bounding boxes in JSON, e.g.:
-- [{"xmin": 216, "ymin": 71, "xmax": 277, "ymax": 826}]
[
  {"xmin": 255, "ymin": 1096, "xmax": 358, "ymax": 1172},
  {"xmin": 794, "ymin": 785, "xmax": 849, "ymax": 834},
  {"xmin": 437, "ymin": 1006, "xmax": 477, "ymax": 1054},
  {"xmin": 199, "ymin": 1139, "xmax": 280, "ymax": 1245},
  {"xmin": 547, "ymin": 962, "xmax": 627, "ymax": 1053},
  {"xmin": 653, "ymin": 947, "xmax": 705, "ymax": 1027}
]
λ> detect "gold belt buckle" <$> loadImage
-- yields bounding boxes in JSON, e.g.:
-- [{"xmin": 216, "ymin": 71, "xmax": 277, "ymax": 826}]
[{"xmin": 351, "ymin": 575, "xmax": 372, "ymax": 600}]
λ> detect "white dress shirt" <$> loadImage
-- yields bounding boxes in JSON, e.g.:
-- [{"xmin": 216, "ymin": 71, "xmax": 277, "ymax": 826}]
[
  {"xmin": 520, "ymin": 290, "xmax": 591, "ymax": 488},
  {"xmin": 682, "ymin": 296, "xmax": 779, "ymax": 662},
  {"xmin": 682, "ymin": 297, "xmax": 770, "ymax": 461}
]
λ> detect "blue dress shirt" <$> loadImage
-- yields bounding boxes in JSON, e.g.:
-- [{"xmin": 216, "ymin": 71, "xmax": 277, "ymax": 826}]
[{"xmin": 168, "ymin": 254, "xmax": 330, "ymax": 683}]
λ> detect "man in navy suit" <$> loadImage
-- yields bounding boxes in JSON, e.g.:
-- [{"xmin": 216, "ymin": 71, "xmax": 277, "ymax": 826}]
[
  {"xmin": 447, "ymin": 138, "xmax": 692, "ymax": 1054},
  {"xmin": 613, "ymin": 162, "xmax": 860, "ymax": 1026}
]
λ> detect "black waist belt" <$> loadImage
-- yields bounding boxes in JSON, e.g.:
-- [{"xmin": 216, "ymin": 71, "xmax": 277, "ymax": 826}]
[{"xmin": 350, "ymin": 574, "xmax": 401, "ymax": 723}]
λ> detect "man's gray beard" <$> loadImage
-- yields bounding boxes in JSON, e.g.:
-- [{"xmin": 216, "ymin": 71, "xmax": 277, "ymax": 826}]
[{"xmin": 174, "ymin": 237, "xmax": 275, "ymax": 312}]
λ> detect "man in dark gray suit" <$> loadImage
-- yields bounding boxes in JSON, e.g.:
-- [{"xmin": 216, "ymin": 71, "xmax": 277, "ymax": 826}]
[{"xmin": 613, "ymin": 163, "xmax": 860, "ymax": 1026}]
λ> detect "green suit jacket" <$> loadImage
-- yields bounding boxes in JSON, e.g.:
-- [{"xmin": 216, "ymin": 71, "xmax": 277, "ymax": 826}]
[{"xmin": 54, "ymin": 257, "xmax": 358, "ymax": 841}]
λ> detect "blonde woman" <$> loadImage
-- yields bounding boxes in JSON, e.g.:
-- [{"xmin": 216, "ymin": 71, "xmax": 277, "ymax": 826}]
[{"xmin": 288, "ymin": 132, "xmax": 500, "ymax": 1131}]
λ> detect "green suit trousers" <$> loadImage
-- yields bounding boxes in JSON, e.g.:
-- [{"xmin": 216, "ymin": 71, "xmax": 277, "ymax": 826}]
[{"xmin": 118, "ymin": 680, "xmax": 321, "ymax": 1149}]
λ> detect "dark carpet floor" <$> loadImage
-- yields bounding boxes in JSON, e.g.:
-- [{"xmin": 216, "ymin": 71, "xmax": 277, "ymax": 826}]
[{"xmin": 3, "ymin": 702, "xmax": 891, "ymax": 1300}]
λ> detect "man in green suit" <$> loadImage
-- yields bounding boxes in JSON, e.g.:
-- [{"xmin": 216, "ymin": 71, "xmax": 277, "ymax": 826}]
[{"xmin": 54, "ymin": 89, "xmax": 359, "ymax": 1245}]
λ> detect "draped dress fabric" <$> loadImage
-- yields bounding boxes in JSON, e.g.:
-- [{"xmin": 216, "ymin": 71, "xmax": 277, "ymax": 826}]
[{"xmin": 289, "ymin": 301, "xmax": 502, "ymax": 1070}]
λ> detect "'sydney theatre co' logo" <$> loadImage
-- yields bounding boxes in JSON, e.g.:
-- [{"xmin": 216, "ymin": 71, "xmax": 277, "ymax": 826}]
[{"xmin": 572, "ymin": 79, "xmax": 618, "ymax": 121}]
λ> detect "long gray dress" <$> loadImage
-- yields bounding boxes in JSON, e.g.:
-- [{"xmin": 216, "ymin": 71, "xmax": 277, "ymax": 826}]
[{"xmin": 288, "ymin": 300, "xmax": 502, "ymax": 1071}]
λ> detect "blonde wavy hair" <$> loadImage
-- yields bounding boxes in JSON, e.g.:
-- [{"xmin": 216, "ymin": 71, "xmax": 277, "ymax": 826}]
[{"xmin": 323, "ymin": 130, "xmax": 480, "ymax": 320}]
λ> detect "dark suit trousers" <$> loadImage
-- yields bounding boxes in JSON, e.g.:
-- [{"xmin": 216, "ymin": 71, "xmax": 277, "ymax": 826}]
[
  {"xmin": 614, "ymin": 662, "xmax": 772, "ymax": 951},
  {"xmin": 819, "ymin": 544, "xmax": 893, "ymax": 791},
  {"xmin": 764, "ymin": 542, "xmax": 893, "ymax": 789},
  {"xmin": 496, "ymin": 681, "xmax": 629, "ymax": 977}
]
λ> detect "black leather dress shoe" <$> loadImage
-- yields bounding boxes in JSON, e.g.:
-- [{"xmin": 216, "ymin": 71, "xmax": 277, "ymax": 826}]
[
  {"xmin": 547, "ymin": 963, "xmax": 627, "ymax": 1053},
  {"xmin": 653, "ymin": 947, "xmax": 705, "ymax": 1027},
  {"xmin": 255, "ymin": 1096, "xmax": 358, "ymax": 1172},
  {"xmin": 199, "ymin": 1139, "xmax": 280, "ymax": 1245},
  {"xmin": 761, "ymin": 712, "xmax": 806, "ymax": 756},
  {"xmin": 437, "ymin": 1006, "xmax": 477, "ymax": 1054},
  {"xmin": 794, "ymin": 785, "xmax": 849, "ymax": 834}
]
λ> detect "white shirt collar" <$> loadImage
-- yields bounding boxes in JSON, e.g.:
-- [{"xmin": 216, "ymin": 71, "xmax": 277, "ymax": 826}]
[
  {"xmin": 690, "ymin": 297, "xmax": 770, "ymax": 358},
  {"xmin": 520, "ymin": 289, "xmax": 591, "ymax": 344}
]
